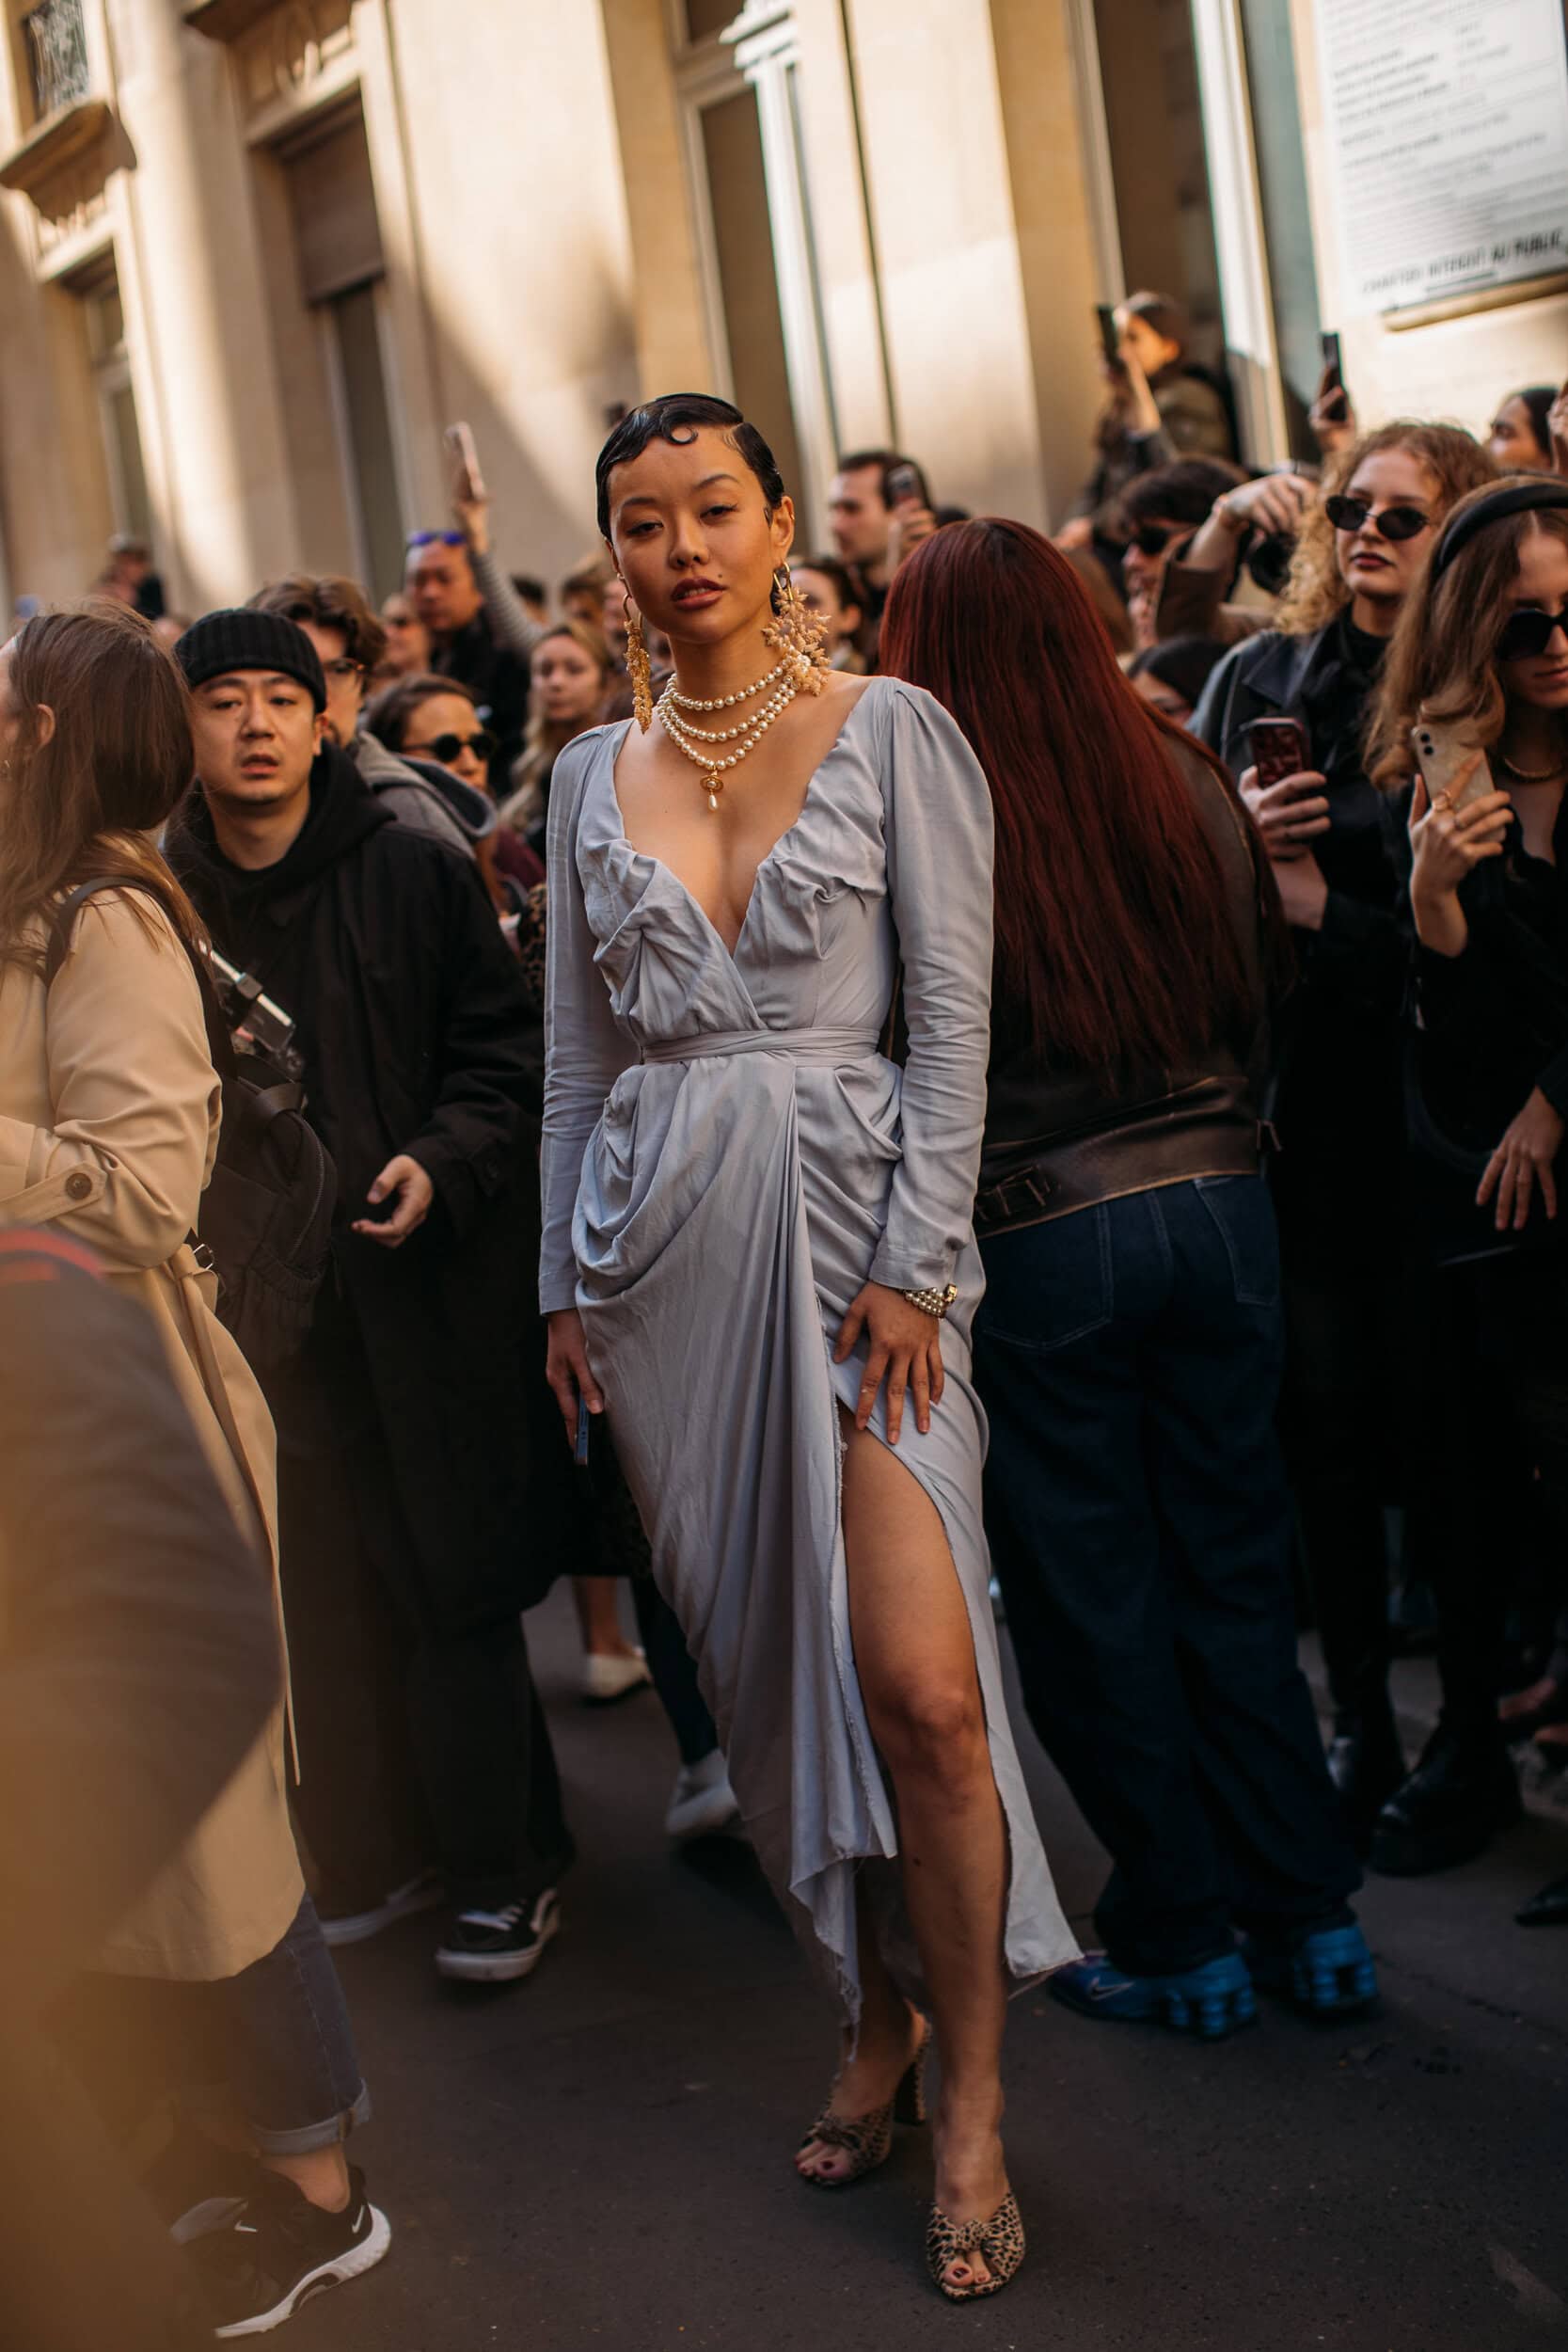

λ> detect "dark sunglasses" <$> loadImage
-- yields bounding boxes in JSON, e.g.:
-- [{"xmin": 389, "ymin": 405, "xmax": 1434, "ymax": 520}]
[
  {"xmin": 1323, "ymin": 494, "xmax": 1431, "ymax": 543},
  {"xmin": 411, "ymin": 729, "xmax": 496, "ymax": 766},
  {"xmin": 1497, "ymin": 604, "xmax": 1568, "ymax": 661},
  {"xmin": 1131, "ymin": 522, "xmax": 1180, "ymax": 557},
  {"xmin": 405, "ymin": 530, "xmax": 466, "ymax": 550}
]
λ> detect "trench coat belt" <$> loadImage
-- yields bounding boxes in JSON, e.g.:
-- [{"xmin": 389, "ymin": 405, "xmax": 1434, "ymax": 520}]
[{"xmin": 640, "ymin": 1025, "xmax": 882, "ymax": 1067}]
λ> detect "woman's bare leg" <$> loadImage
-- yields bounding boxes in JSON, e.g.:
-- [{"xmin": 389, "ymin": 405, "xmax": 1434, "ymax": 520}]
[
  {"xmin": 795, "ymin": 1908, "xmax": 924, "ymax": 2185},
  {"xmin": 572, "ymin": 1574, "xmax": 641, "ymax": 1660},
  {"xmin": 830, "ymin": 1410, "xmax": 1011, "ymax": 2288}
]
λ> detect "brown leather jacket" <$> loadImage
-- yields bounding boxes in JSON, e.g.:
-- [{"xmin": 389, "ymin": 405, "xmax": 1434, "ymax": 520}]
[{"xmin": 975, "ymin": 745, "xmax": 1277, "ymax": 1237}]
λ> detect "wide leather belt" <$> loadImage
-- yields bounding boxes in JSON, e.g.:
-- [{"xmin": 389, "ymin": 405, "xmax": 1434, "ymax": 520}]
[{"xmin": 641, "ymin": 1025, "xmax": 881, "ymax": 1067}]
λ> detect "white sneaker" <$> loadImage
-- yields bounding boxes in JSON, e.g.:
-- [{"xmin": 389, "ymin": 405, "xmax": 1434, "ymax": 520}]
[
  {"xmin": 665, "ymin": 1750, "xmax": 742, "ymax": 1842},
  {"xmin": 582, "ymin": 1647, "xmax": 654, "ymax": 1705},
  {"xmin": 319, "ymin": 1868, "xmax": 444, "ymax": 1947}
]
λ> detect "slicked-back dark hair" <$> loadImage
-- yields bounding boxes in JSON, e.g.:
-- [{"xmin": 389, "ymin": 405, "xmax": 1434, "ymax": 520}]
[
  {"xmin": 835, "ymin": 448, "xmax": 933, "ymax": 511},
  {"xmin": 595, "ymin": 394, "xmax": 784, "ymax": 539},
  {"xmin": 363, "ymin": 670, "xmax": 478, "ymax": 752}
]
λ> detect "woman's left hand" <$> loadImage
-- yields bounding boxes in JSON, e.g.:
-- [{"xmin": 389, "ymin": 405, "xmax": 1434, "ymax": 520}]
[
  {"xmin": 833, "ymin": 1281, "xmax": 945, "ymax": 1445},
  {"xmin": 1478, "ymin": 1088, "xmax": 1564, "ymax": 1231}
]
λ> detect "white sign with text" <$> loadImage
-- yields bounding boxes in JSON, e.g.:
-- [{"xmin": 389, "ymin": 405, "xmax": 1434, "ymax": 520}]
[{"xmin": 1317, "ymin": 0, "xmax": 1568, "ymax": 313}]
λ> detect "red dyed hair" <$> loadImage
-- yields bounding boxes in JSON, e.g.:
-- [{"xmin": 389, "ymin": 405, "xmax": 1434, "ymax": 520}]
[{"xmin": 881, "ymin": 517, "xmax": 1260, "ymax": 1073}]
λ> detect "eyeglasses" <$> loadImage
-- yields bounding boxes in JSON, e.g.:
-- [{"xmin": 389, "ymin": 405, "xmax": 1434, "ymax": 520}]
[
  {"xmin": 405, "ymin": 531, "xmax": 466, "ymax": 550},
  {"xmin": 1131, "ymin": 523, "xmax": 1180, "ymax": 557},
  {"xmin": 407, "ymin": 729, "xmax": 496, "ymax": 766},
  {"xmin": 1323, "ymin": 495, "xmax": 1432, "ymax": 543},
  {"xmin": 323, "ymin": 658, "xmax": 364, "ymax": 681},
  {"xmin": 1496, "ymin": 604, "xmax": 1568, "ymax": 661}
]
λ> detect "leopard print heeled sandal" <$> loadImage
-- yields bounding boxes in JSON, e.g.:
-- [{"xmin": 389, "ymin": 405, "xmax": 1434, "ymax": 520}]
[
  {"xmin": 797, "ymin": 2020, "xmax": 931, "ymax": 2188},
  {"xmin": 926, "ymin": 2189, "xmax": 1026, "ymax": 2301}
]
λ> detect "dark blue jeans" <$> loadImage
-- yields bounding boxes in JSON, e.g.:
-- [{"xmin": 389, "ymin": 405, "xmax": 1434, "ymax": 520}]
[
  {"xmin": 74, "ymin": 1896, "xmax": 369, "ymax": 2160},
  {"xmin": 975, "ymin": 1178, "xmax": 1359, "ymax": 1977}
]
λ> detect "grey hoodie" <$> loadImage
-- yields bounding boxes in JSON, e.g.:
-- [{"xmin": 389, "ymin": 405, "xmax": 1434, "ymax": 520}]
[{"xmin": 350, "ymin": 728, "xmax": 495, "ymax": 859}]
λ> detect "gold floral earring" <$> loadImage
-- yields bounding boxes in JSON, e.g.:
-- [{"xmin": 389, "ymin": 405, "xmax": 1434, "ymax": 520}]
[
  {"xmin": 622, "ymin": 584, "xmax": 654, "ymax": 733},
  {"xmin": 763, "ymin": 565, "xmax": 830, "ymax": 694}
]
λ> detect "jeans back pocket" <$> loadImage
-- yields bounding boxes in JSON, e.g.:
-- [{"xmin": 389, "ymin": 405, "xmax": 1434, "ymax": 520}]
[{"xmin": 1194, "ymin": 1175, "xmax": 1280, "ymax": 1308}]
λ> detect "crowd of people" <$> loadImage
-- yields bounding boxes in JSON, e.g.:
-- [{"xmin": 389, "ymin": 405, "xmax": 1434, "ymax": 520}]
[{"xmin": 2, "ymin": 301, "xmax": 1567, "ymax": 2335}]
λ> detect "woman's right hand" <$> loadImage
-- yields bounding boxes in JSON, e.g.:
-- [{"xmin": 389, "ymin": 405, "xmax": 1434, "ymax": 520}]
[
  {"xmin": 1407, "ymin": 766, "xmax": 1513, "ymax": 954},
  {"xmin": 1238, "ymin": 763, "xmax": 1331, "ymax": 862},
  {"xmin": 546, "ymin": 1306, "xmax": 604, "ymax": 1447},
  {"xmin": 1215, "ymin": 471, "xmax": 1314, "ymax": 541}
]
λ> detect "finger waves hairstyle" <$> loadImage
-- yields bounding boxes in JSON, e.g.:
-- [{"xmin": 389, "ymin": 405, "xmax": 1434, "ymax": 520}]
[{"xmin": 595, "ymin": 394, "xmax": 784, "ymax": 539}]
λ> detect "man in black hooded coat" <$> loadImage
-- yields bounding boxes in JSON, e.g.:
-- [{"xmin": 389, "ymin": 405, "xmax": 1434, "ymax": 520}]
[{"xmin": 171, "ymin": 607, "xmax": 571, "ymax": 1986}]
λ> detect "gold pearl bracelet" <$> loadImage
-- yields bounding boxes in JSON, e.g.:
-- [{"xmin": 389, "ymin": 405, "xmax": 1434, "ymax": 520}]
[{"xmin": 903, "ymin": 1282, "xmax": 958, "ymax": 1321}]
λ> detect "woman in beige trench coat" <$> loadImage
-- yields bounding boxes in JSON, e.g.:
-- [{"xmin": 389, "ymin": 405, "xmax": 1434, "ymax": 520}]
[
  {"xmin": 0, "ymin": 617, "xmax": 302, "ymax": 1982},
  {"xmin": 0, "ymin": 607, "xmax": 389, "ymax": 2332}
]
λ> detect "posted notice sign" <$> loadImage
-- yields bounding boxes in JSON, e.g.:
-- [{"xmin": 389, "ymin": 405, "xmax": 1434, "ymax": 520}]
[{"xmin": 1317, "ymin": 0, "xmax": 1568, "ymax": 313}]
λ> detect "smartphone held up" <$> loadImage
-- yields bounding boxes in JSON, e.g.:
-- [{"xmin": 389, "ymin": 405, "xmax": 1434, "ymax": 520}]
[
  {"xmin": 1247, "ymin": 717, "xmax": 1311, "ymax": 790},
  {"xmin": 1318, "ymin": 330, "xmax": 1348, "ymax": 425},
  {"xmin": 445, "ymin": 420, "xmax": 485, "ymax": 503},
  {"xmin": 1410, "ymin": 721, "xmax": 1497, "ymax": 816}
]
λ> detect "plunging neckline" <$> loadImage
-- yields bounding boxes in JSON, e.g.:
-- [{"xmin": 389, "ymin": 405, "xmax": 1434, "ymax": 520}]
[{"xmin": 605, "ymin": 680, "xmax": 876, "ymax": 963}]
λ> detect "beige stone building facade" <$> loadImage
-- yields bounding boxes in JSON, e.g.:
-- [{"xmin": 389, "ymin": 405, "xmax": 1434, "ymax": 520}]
[{"xmin": 0, "ymin": 0, "xmax": 1563, "ymax": 619}]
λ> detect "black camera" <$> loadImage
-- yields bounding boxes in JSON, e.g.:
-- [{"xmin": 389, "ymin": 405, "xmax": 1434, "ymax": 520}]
[{"xmin": 207, "ymin": 947, "xmax": 305, "ymax": 1085}]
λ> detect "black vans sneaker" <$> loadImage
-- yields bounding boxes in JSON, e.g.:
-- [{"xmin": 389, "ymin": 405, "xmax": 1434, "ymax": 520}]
[
  {"xmin": 190, "ymin": 2165, "xmax": 389, "ymax": 2337},
  {"xmin": 435, "ymin": 1886, "xmax": 561, "ymax": 1983}
]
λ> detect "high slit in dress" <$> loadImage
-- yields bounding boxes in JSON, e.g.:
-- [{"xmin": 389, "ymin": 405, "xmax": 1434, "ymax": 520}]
[{"xmin": 540, "ymin": 676, "xmax": 1077, "ymax": 2019}]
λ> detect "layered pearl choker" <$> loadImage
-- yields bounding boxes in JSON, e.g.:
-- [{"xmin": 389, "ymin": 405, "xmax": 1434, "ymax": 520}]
[
  {"xmin": 665, "ymin": 661, "xmax": 790, "ymax": 714},
  {"xmin": 657, "ymin": 662, "xmax": 801, "ymax": 811}
]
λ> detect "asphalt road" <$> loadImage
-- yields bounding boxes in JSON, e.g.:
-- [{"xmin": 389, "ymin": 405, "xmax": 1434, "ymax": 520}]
[{"xmin": 295, "ymin": 1589, "xmax": 1568, "ymax": 2352}]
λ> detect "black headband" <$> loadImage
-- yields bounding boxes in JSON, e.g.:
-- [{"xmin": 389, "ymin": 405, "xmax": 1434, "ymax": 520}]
[{"xmin": 1432, "ymin": 478, "xmax": 1568, "ymax": 581}]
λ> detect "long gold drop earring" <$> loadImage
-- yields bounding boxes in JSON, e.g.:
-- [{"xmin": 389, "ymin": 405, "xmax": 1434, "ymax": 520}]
[
  {"xmin": 622, "ymin": 584, "xmax": 654, "ymax": 733},
  {"xmin": 763, "ymin": 564, "xmax": 830, "ymax": 694}
]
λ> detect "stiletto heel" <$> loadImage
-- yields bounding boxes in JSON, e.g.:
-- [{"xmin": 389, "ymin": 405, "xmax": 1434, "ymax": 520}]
[
  {"xmin": 797, "ymin": 2019, "xmax": 931, "ymax": 2187},
  {"xmin": 926, "ymin": 2190, "xmax": 1025, "ymax": 2301},
  {"xmin": 894, "ymin": 2030, "xmax": 929, "ymax": 2126}
]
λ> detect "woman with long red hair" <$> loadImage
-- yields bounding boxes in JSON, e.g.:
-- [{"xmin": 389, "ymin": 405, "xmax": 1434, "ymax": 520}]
[{"xmin": 883, "ymin": 519, "xmax": 1372, "ymax": 2039}]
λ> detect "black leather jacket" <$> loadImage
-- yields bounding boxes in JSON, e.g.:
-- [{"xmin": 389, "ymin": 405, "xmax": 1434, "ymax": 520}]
[{"xmin": 975, "ymin": 744, "xmax": 1275, "ymax": 1237}]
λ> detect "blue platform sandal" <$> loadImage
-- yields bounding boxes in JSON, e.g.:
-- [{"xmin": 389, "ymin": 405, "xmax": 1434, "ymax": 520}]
[
  {"xmin": 1242, "ymin": 1920, "xmax": 1378, "ymax": 2017},
  {"xmin": 1048, "ymin": 1950, "xmax": 1257, "ymax": 2040}
]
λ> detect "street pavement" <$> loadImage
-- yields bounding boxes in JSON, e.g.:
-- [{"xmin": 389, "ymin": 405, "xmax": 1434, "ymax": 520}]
[{"xmin": 297, "ymin": 1588, "xmax": 1567, "ymax": 2352}]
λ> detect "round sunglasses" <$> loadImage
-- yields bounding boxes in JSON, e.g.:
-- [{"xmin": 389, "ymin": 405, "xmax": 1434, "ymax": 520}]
[
  {"xmin": 408, "ymin": 728, "xmax": 497, "ymax": 766},
  {"xmin": 1497, "ymin": 604, "xmax": 1568, "ymax": 662},
  {"xmin": 1323, "ymin": 494, "xmax": 1431, "ymax": 542}
]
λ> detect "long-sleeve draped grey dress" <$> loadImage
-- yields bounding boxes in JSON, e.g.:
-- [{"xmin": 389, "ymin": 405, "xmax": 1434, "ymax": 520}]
[{"xmin": 540, "ymin": 676, "xmax": 1077, "ymax": 2019}]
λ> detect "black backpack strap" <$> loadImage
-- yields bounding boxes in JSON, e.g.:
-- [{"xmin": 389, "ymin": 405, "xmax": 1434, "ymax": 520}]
[{"xmin": 46, "ymin": 876, "xmax": 237, "ymax": 1079}]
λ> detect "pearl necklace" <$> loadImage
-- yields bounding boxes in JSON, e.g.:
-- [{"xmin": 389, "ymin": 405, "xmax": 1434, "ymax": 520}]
[
  {"xmin": 666, "ymin": 661, "xmax": 790, "ymax": 713},
  {"xmin": 657, "ymin": 671, "xmax": 801, "ymax": 811}
]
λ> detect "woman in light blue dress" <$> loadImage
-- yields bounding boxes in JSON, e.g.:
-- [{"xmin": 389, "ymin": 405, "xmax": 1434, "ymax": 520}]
[{"xmin": 540, "ymin": 396, "xmax": 1075, "ymax": 2300}]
